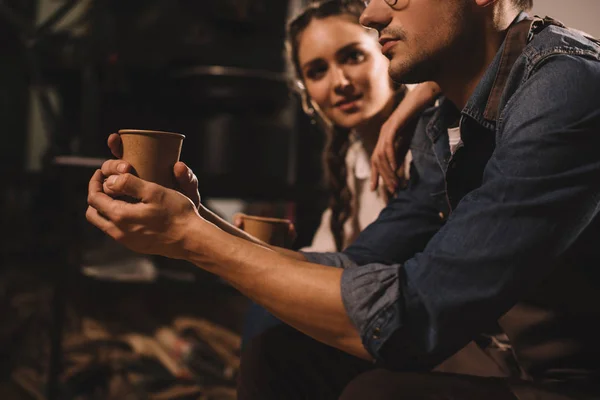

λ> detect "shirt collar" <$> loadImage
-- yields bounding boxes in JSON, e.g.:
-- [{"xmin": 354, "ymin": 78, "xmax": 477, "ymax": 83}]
[
  {"xmin": 425, "ymin": 12, "xmax": 530, "ymax": 142},
  {"xmin": 461, "ymin": 12, "xmax": 530, "ymax": 129}
]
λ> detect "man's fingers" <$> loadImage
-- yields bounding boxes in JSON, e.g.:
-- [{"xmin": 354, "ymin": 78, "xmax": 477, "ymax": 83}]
[
  {"xmin": 101, "ymin": 159, "xmax": 131, "ymax": 177},
  {"xmin": 174, "ymin": 161, "xmax": 200, "ymax": 207},
  {"xmin": 89, "ymin": 169, "xmax": 105, "ymax": 193},
  {"xmin": 86, "ymin": 205, "xmax": 125, "ymax": 241},
  {"xmin": 88, "ymin": 179, "xmax": 149, "ymax": 227},
  {"xmin": 100, "ymin": 159, "xmax": 132, "ymax": 197},
  {"xmin": 101, "ymin": 138, "xmax": 132, "ymax": 197},
  {"xmin": 88, "ymin": 169, "xmax": 110, "ymax": 204},
  {"xmin": 103, "ymin": 173, "xmax": 151, "ymax": 202},
  {"xmin": 88, "ymin": 183, "xmax": 124, "ymax": 222},
  {"xmin": 108, "ymin": 133, "xmax": 123, "ymax": 158},
  {"xmin": 174, "ymin": 162, "xmax": 196, "ymax": 188}
]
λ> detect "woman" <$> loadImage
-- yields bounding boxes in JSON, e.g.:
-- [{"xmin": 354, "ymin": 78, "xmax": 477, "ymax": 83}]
[
  {"xmin": 239, "ymin": 0, "xmax": 438, "ymax": 253},
  {"xmin": 286, "ymin": 0, "xmax": 438, "ymax": 252},
  {"xmin": 238, "ymin": 0, "xmax": 440, "ymax": 343}
]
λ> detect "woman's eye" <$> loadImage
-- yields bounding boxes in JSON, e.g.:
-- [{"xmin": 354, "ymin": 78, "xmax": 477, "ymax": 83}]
[
  {"xmin": 306, "ymin": 65, "xmax": 327, "ymax": 80},
  {"xmin": 344, "ymin": 50, "xmax": 366, "ymax": 64}
]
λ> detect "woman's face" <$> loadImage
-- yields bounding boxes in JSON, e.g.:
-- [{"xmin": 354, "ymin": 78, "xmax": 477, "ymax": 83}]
[{"xmin": 297, "ymin": 15, "xmax": 394, "ymax": 129}]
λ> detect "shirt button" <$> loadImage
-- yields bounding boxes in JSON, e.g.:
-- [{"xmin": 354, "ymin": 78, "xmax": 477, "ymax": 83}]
[{"xmin": 372, "ymin": 327, "xmax": 381, "ymax": 339}]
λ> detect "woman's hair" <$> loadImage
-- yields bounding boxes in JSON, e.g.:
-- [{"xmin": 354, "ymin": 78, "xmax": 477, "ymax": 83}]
[{"xmin": 286, "ymin": 0, "xmax": 366, "ymax": 251}]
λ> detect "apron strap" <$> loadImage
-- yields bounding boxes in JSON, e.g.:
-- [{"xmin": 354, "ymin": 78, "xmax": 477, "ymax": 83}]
[
  {"xmin": 483, "ymin": 18, "xmax": 535, "ymax": 121},
  {"xmin": 483, "ymin": 15, "xmax": 598, "ymax": 121}
]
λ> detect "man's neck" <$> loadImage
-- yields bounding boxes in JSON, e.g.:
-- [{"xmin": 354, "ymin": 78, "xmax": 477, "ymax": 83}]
[{"xmin": 438, "ymin": 7, "xmax": 521, "ymax": 110}]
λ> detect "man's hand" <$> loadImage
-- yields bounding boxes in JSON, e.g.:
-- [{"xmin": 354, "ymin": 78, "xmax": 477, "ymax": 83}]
[
  {"xmin": 107, "ymin": 133, "xmax": 201, "ymax": 208},
  {"xmin": 86, "ymin": 163, "xmax": 200, "ymax": 259}
]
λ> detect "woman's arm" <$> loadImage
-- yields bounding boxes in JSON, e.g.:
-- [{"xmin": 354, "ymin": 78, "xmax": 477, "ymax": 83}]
[{"xmin": 371, "ymin": 81, "xmax": 441, "ymax": 193}]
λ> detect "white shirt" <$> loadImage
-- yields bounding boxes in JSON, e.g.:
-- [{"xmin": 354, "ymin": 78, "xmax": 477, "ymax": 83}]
[
  {"xmin": 301, "ymin": 117, "xmax": 462, "ymax": 253},
  {"xmin": 301, "ymin": 140, "xmax": 387, "ymax": 252},
  {"xmin": 448, "ymin": 126, "xmax": 463, "ymax": 154}
]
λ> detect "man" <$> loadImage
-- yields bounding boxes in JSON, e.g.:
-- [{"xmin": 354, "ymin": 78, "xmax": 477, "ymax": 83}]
[{"xmin": 87, "ymin": 0, "xmax": 600, "ymax": 398}]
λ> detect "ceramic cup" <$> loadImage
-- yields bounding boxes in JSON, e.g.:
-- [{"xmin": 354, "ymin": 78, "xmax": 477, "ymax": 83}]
[
  {"xmin": 240, "ymin": 215, "xmax": 293, "ymax": 248},
  {"xmin": 118, "ymin": 129, "xmax": 185, "ymax": 189}
]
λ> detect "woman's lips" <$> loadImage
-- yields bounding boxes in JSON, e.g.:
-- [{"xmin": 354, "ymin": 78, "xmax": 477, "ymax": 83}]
[{"xmin": 335, "ymin": 95, "xmax": 363, "ymax": 111}]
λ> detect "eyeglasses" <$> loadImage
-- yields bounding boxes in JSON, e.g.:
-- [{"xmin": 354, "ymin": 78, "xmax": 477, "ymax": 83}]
[{"xmin": 363, "ymin": 0, "xmax": 410, "ymax": 9}]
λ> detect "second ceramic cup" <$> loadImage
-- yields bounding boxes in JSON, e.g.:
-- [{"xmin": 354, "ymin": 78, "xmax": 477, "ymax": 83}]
[{"xmin": 241, "ymin": 215, "xmax": 293, "ymax": 248}]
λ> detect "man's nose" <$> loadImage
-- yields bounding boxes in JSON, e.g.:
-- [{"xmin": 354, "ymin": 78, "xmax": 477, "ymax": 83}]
[{"xmin": 360, "ymin": 0, "xmax": 392, "ymax": 33}]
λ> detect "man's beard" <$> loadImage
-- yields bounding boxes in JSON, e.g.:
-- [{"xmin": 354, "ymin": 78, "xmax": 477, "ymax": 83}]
[
  {"xmin": 379, "ymin": 26, "xmax": 433, "ymax": 84},
  {"xmin": 388, "ymin": 53, "xmax": 439, "ymax": 85}
]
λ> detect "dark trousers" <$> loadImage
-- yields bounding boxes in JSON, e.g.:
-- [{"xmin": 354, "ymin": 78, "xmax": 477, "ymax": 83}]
[
  {"xmin": 241, "ymin": 302, "xmax": 282, "ymax": 348},
  {"xmin": 237, "ymin": 325, "xmax": 591, "ymax": 400}
]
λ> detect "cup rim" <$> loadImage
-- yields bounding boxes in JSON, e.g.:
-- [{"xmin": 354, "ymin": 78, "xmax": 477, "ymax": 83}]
[
  {"xmin": 118, "ymin": 129, "xmax": 185, "ymax": 139},
  {"xmin": 241, "ymin": 215, "xmax": 291, "ymax": 224}
]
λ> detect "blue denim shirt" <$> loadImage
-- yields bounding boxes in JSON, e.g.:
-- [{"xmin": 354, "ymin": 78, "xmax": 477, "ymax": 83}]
[{"xmin": 303, "ymin": 17, "xmax": 600, "ymax": 376}]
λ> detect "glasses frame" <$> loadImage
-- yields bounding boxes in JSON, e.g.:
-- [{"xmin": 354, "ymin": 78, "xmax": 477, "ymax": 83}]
[{"xmin": 363, "ymin": 0, "xmax": 410, "ymax": 9}]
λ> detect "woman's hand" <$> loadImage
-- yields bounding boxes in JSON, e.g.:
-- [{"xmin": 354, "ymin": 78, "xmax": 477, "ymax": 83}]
[
  {"xmin": 370, "ymin": 106, "xmax": 411, "ymax": 194},
  {"xmin": 86, "ymin": 162, "xmax": 201, "ymax": 259},
  {"xmin": 107, "ymin": 133, "xmax": 201, "ymax": 208},
  {"xmin": 370, "ymin": 82, "xmax": 441, "ymax": 193}
]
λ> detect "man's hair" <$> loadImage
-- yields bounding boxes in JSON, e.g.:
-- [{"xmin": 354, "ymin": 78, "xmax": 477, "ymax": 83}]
[{"xmin": 513, "ymin": 0, "xmax": 533, "ymax": 11}]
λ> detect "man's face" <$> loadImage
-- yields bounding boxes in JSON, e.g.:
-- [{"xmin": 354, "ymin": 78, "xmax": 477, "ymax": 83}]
[{"xmin": 360, "ymin": 0, "xmax": 474, "ymax": 83}]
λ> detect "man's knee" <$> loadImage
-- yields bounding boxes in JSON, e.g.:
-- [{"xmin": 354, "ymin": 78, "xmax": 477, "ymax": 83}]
[
  {"xmin": 339, "ymin": 370, "xmax": 518, "ymax": 400},
  {"xmin": 339, "ymin": 369, "xmax": 403, "ymax": 400}
]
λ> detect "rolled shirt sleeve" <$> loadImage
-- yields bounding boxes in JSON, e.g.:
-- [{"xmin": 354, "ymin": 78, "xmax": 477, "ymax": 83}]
[
  {"xmin": 341, "ymin": 263, "xmax": 405, "ymax": 360},
  {"xmin": 301, "ymin": 251, "xmax": 358, "ymax": 269}
]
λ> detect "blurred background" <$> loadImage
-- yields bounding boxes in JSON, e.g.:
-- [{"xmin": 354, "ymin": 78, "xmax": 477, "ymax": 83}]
[{"xmin": 0, "ymin": 0, "xmax": 598, "ymax": 399}]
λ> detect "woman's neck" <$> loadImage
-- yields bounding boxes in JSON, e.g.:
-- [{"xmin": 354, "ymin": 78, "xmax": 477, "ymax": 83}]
[{"xmin": 353, "ymin": 90, "xmax": 401, "ymax": 157}]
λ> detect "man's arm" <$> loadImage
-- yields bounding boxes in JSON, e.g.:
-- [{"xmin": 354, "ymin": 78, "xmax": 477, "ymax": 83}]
[
  {"xmin": 181, "ymin": 225, "xmax": 373, "ymax": 359},
  {"xmin": 87, "ymin": 169, "xmax": 373, "ymax": 358},
  {"xmin": 87, "ymin": 144, "xmax": 443, "ymax": 360}
]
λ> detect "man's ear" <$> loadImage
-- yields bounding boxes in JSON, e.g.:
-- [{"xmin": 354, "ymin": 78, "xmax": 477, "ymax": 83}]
[{"xmin": 474, "ymin": 0, "xmax": 499, "ymax": 7}]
